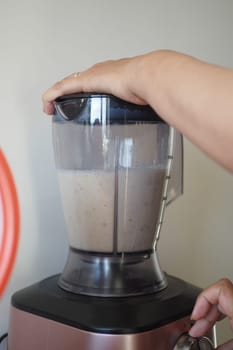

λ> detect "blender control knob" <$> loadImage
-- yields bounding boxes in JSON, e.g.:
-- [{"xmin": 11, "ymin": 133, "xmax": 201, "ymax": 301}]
[
  {"xmin": 198, "ymin": 337, "xmax": 215, "ymax": 349},
  {"xmin": 174, "ymin": 334, "xmax": 214, "ymax": 350}
]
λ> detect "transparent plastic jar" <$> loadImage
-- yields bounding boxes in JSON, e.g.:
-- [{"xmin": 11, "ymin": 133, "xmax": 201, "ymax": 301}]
[{"xmin": 53, "ymin": 94, "xmax": 182, "ymax": 296}]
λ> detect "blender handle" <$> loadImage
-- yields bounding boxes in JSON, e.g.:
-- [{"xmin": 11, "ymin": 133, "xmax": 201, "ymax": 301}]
[
  {"xmin": 154, "ymin": 128, "xmax": 183, "ymax": 248},
  {"xmin": 166, "ymin": 131, "xmax": 184, "ymax": 205},
  {"xmin": 0, "ymin": 149, "xmax": 20, "ymax": 297},
  {"xmin": 154, "ymin": 127, "xmax": 176, "ymax": 248}
]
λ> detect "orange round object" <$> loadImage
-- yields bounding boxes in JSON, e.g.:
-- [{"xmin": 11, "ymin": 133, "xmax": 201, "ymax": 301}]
[{"xmin": 0, "ymin": 149, "xmax": 20, "ymax": 297}]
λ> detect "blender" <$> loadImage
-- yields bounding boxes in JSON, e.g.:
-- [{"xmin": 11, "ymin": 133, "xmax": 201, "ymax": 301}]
[{"xmin": 8, "ymin": 94, "xmax": 216, "ymax": 349}]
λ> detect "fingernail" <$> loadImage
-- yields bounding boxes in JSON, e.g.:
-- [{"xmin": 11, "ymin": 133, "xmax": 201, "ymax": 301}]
[
  {"xmin": 189, "ymin": 319, "xmax": 209, "ymax": 338},
  {"xmin": 190, "ymin": 306, "xmax": 198, "ymax": 320},
  {"xmin": 190, "ymin": 312, "xmax": 195, "ymax": 321},
  {"xmin": 189, "ymin": 323, "xmax": 199, "ymax": 338},
  {"xmin": 44, "ymin": 104, "xmax": 54, "ymax": 115}
]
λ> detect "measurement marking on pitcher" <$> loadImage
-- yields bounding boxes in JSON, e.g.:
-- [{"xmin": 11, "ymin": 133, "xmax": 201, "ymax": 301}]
[{"xmin": 113, "ymin": 137, "xmax": 120, "ymax": 255}]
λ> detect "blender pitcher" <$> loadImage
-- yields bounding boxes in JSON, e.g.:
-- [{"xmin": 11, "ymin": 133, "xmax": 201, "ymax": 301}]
[{"xmin": 53, "ymin": 93, "xmax": 182, "ymax": 297}]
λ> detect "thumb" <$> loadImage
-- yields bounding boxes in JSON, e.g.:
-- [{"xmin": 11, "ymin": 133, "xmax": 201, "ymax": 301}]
[{"xmin": 217, "ymin": 339, "xmax": 233, "ymax": 350}]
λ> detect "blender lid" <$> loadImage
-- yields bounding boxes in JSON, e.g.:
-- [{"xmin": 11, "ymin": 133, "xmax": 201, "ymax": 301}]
[{"xmin": 54, "ymin": 93, "xmax": 164, "ymax": 124}]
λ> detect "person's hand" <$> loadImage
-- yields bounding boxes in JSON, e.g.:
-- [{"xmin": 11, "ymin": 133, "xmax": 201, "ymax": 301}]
[
  {"xmin": 42, "ymin": 50, "xmax": 233, "ymax": 172},
  {"xmin": 189, "ymin": 279, "xmax": 233, "ymax": 350},
  {"xmin": 42, "ymin": 56, "xmax": 148, "ymax": 115}
]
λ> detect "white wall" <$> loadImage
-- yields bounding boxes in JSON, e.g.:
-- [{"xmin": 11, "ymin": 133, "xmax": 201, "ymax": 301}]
[{"xmin": 1, "ymin": 0, "xmax": 233, "ymax": 344}]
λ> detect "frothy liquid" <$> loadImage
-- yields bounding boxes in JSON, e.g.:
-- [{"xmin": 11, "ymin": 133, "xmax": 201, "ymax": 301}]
[{"xmin": 58, "ymin": 167, "xmax": 165, "ymax": 253}]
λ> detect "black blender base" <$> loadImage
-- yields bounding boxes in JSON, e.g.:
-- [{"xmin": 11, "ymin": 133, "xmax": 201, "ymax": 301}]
[{"xmin": 10, "ymin": 274, "xmax": 201, "ymax": 334}]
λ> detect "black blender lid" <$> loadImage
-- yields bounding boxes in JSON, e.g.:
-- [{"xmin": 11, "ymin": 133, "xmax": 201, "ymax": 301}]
[{"xmin": 54, "ymin": 93, "xmax": 164, "ymax": 124}]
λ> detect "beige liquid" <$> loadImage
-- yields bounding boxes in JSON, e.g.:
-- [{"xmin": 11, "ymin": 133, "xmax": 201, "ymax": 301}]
[
  {"xmin": 58, "ymin": 167, "xmax": 165, "ymax": 253},
  {"xmin": 117, "ymin": 167, "xmax": 165, "ymax": 252}
]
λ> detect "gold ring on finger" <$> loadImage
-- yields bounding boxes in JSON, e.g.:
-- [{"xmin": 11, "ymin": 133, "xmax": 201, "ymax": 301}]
[{"xmin": 73, "ymin": 72, "xmax": 81, "ymax": 78}]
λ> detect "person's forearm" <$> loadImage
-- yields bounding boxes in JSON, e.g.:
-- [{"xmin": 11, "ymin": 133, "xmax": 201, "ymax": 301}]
[{"xmin": 132, "ymin": 51, "xmax": 233, "ymax": 172}]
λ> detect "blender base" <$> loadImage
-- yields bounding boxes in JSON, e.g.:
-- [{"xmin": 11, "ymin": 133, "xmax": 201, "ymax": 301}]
[
  {"xmin": 8, "ymin": 307, "xmax": 192, "ymax": 350},
  {"xmin": 8, "ymin": 274, "xmax": 210, "ymax": 350}
]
